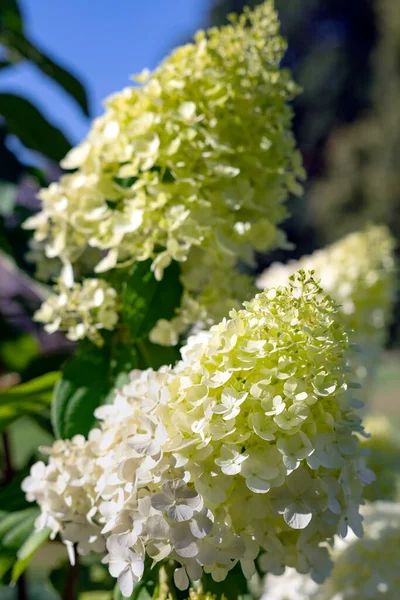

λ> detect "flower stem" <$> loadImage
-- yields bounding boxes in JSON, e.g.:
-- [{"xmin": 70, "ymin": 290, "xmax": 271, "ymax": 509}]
[
  {"xmin": 63, "ymin": 551, "xmax": 79, "ymax": 600},
  {"xmin": 2, "ymin": 430, "xmax": 14, "ymax": 481},
  {"xmin": 16, "ymin": 572, "xmax": 28, "ymax": 600},
  {"xmin": 137, "ymin": 340, "xmax": 153, "ymax": 368}
]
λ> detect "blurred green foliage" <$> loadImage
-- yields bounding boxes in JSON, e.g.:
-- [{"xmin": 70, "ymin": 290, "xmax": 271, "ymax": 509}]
[{"xmin": 0, "ymin": 0, "xmax": 90, "ymax": 595}]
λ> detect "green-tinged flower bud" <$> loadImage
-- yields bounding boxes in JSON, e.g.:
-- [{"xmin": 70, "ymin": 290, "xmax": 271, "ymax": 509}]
[{"xmin": 257, "ymin": 225, "xmax": 397, "ymax": 398}]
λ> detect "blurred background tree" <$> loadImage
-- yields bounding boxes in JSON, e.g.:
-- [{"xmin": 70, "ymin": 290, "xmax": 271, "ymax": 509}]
[{"xmin": 310, "ymin": 0, "xmax": 400, "ymax": 246}]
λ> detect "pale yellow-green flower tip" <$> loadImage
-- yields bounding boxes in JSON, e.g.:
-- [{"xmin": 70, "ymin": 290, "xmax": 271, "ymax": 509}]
[{"xmin": 257, "ymin": 224, "xmax": 397, "ymax": 397}]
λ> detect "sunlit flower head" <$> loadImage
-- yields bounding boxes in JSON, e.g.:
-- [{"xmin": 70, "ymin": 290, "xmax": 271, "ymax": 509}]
[
  {"xmin": 23, "ymin": 273, "xmax": 370, "ymax": 595},
  {"xmin": 24, "ymin": 1, "xmax": 304, "ymax": 345},
  {"xmin": 257, "ymin": 225, "xmax": 397, "ymax": 394}
]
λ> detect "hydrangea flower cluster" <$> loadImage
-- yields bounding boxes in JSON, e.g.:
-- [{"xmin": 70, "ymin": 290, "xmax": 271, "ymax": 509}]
[
  {"xmin": 22, "ymin": 273, "xmax": 371, "ymax": 597},
  {"xmin": 263, "ymin": 501, "xmax": 400, "ymax": 599},
  {"xmin": 34, "ymin": 277, "xmax": 118, "ymax": 345},
  {"xmin": 24, "ymin": 1, "xmax": 304, "ymax": 345},
  {"xmin": 257, "ymin": 225, "xmax": 397, "ymax": 391}
]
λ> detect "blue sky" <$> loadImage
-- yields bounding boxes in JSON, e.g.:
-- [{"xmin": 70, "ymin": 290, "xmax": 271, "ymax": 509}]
[{"xmin": 0, "ymin": 0, "xmax": 209, "ymax": 144}]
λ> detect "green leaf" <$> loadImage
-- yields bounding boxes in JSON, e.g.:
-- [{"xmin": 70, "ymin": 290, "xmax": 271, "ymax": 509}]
[
  {"xmin": 113, "ymin": 175, "xmax": 138, "ymax": 189},
  {"xmin": 12, "ymin": 527, "xmax": 51, "ymax": 582},
  {"xmin": 81, "ymin": 593, "xmax": 112, "ymax": 600},
  {"xmin": 0, "ymin": 372, "xmax": 60, "ymax": 406},
  {"xmin": 0, "ymin": 468, "xmax": 30, "ymax": 512},
  {"xmin": 0, "ymin": 549, "xmax": 15, "ymax": 580},
  {"xmin": 52, "ymin": 343, "xmax": 111, "ymax": 439},
  {"xmin": 1, "ymin": 512, "xmax": 37, "ymax": 550},
  {"xmin": 0, "ymin": 581, "xmax": 62, "ymax": 600},
  {"xmin": 122, "ymin": 259, "xmax": 183, "ymax": 341},
  {"xmin": 136, "ymin": 340, "xmax": 180, "ymax": 370},
  {"xmin": 0, "ymin": 0, "xmax": 23, "ymax": 35},
  {"xmin": 21, "ymin": 350, "xmax": 71, "ymax": 382},
  {"xmin": 0, "ymin": 181, "xmax": 17, "ymax": 217},
  {"xmin": 30, "ymin": 410, "xmax": 54, "ymax": 436},
  {"xmin": 113, "ymin": 584, "xmax": 125, "ymax": 600},
  {"xmin": 0, "ymin": 93, "xmax": 71, "ymax": 162},
  {"xmin": 0, "ymin": 372, "xmax": 59, "ymax": 431},
  {"xmin": 0, "ymin": 509, "xmax": 38, "ymax": 547},
  {"xmin": 2, "ymin": 31, "xmax": 89, "ymax": 116},
  {"xmin": 113, "ymin": 581, "xmax": 152, "ymax": 600},
  {"xmin": 0, "ymin": 403, "xmax": 48, "ymax": 433},
  {"xmin": 52, "ymin": 330, "xmax": 140, "ymax": 438},
  {"xmin": 0, "ymin": 333, "xmax": 39, "ymax": 372},
  {"xmin": 103, "ymin": 341, "xmax": 138, "ymax": 404},
  {"xmin": 200, "ymin": 564, "xmax": 249, "ymax": 600}
]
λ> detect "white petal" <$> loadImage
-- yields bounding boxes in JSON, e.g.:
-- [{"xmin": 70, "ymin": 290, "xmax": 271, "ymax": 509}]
[
  {"xmin": 95, "ymin": 248, "xmax": 118, "ymax": 273},
  {"xmin": 189, "ymin": 514, "xmax": 213, "ymax": 539},
  {"xmin": 168, "ymin": 504, "xmax": 194, "ymax": 522},
  {"xmin": 186, "ymin": 560, "xmax": 202, "ymax": 581},
  {"xmin": 212, "ymin": 567, "xmax": 227, "ymax": 582},
  {"xmin": 245, "ymin": 476, "xmax": 271, "ymax": 494},
  {"xmin": 174, "ymin": 567, "xmax": 189, "ymax": 590},
  {"xmin": 119, "ymin": 568, "xmax": 134, "ymax": 597},
  {"xmin": 146, "ymin": 515, "xmax": 170, "ymax": 539},
  {"xmin": 174, "ymin": 541, "xmax": 199, "ymax": 558},
  {"xmin": 241, "ymin": 558, "xmax": 256, "ymax": 579},
  {"xmin": 283, "ymin": 505, "xmax": 312, "ymax": 530},
  {"xmin": 109, "ymin": 559, "xmax": 128, "ymax": 578},
  {"xmin": 131, "ymin": 555, "xmax": 144, "ymax": 579},
  {"xmin": 151, "ymin": 493, "xmax": 171, "ymax": 512},
  {"xmin": 178, "ymin": 488, "xmax": 201, "ymax": 509}
]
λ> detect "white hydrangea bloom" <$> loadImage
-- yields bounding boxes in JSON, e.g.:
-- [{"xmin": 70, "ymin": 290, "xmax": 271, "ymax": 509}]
[
  {"xmin": 257, "ymin": 225, "xmax": 397, "ymax": 393},
  {"xmin": 24, "ymin": 1, "xmax": 304, "ymax": 345},
  {"xmin": 263, "ymin": 502, "xmax": 400, "ymax": 600},
  {"xmin": 34, "ymin": 277, "xmax": 118, "ymax": 345},
  {"xmin": 23, "ymin": 273, "xmax": 371, "ymax": 595}
]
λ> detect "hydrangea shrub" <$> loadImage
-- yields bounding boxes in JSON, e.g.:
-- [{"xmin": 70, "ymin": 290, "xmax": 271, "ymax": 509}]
[{"xmin": 22, "ymin": 273, "xmax": 372, "ymax": 597}]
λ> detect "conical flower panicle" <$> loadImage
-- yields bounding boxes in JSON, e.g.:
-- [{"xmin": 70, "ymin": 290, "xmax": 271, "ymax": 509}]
[
  {"xmin": 24, "ymin": 1, "xmax": 304, "ymax": 345},
  {"xmin": 23, "ymin": 273, "xmax": 370, "ymax": 596}
]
